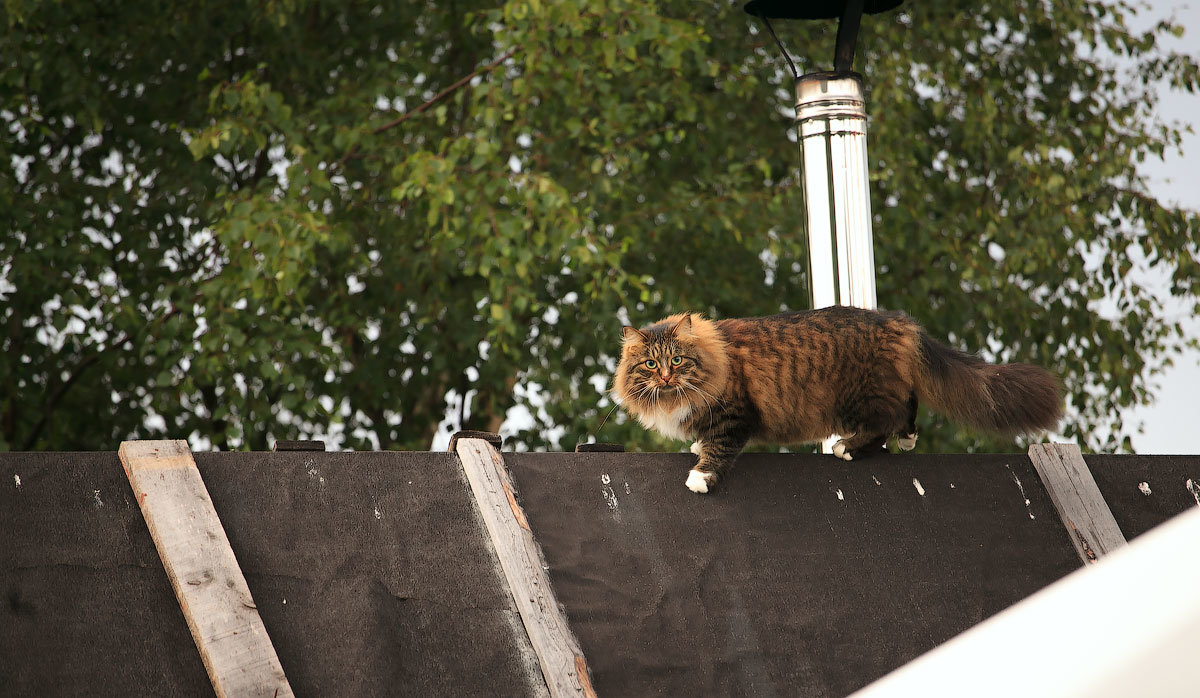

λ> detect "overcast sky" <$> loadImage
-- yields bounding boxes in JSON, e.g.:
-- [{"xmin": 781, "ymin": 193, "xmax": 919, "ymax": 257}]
[{"xmin": 1124, "ymin": 0, "xmax": 1199, "ymax": 454}]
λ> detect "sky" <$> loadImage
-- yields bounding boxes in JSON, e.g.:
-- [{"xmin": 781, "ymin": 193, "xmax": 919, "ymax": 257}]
[{"xmin": 1124, "ymin": 0, "xmax": 1200, "ymax": 454}]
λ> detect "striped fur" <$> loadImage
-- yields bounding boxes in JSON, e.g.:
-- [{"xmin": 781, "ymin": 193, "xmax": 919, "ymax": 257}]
[{"xmin": 613, "ymin": 306, "xmax": 1063, "ymax": 493}]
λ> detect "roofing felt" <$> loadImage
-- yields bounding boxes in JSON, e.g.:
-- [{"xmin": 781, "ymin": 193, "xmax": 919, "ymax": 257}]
[
  {"xmin": 2, "ymin": 447, "xmax": 1197, "ymax": 697},
  {"xmin": 503, "ymin": 451, "xmax": 1197, "ymax": 697},
  {"xmin": 1, "ymin": 450, "xmax": 544, "ymax": 697},
  {"xmin": 3, "ymin": 451, "xmax": 211, "ymax": 695},
  {"xmin": 1085, "ymin": 454, "xmax": 1200, "ymax": 539}
]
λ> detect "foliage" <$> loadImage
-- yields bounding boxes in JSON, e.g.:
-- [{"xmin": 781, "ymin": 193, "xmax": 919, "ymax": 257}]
[{"xmin": 2, "ymin": 0, "xmax": 1197, "ymax": 452}]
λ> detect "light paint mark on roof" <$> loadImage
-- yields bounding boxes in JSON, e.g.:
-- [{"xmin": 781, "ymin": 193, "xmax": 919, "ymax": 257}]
[
  {"xmin": 600, "ymin": 473, "xmax": 620, "ymax": 520},
  {"xmin": 1005, "ymin": 464, "xmax": 1036, "ymax": 520}
]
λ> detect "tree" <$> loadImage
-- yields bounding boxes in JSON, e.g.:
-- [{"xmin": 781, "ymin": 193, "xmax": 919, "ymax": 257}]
[{"xmin": 3, "ymin": 0, "xmax": 1197, "ymax": 452}]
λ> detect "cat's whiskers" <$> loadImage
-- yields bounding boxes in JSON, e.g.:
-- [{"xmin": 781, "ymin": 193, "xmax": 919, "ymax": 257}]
[
  {"xmin": 634, "ymin": 380, "xmax": 661, "ymax": 409},
  {"xmin": 681, "ymin": 378, "xmax": 723, "ymax": 409},
  {"xmin": 680, "ymin": 380, "xmax": 717, "ymax": 428},
  {"xmin": 684, "ymin": 380, "xmax": 713, "ymax": 405},
  {"xmin": 638, "ymin": 381, "xmax": 653, "ymax": 405},
  {"xmin": 678, "ymin": 382, "xmax": 707, "ymax": 423}
]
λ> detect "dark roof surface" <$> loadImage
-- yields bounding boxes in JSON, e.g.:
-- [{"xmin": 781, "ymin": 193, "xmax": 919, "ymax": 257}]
[
  {"xmin": 504, "ymin": 451, "xmax": 1167, "ymax": 697},
  {"xmin": 2, "ymin": 451, "xmax": 210, "ymax": 695},
  {"xmin": 2, "ymin": 448, "xmax": 1197, "ymax": 697},
  {"xmin": 1086, "ymin": 454, "xmax": 1200, "ymax": 539},
  {"xmin": 2, "ymin": 451, "xmax": 543, "ymax": 697}
]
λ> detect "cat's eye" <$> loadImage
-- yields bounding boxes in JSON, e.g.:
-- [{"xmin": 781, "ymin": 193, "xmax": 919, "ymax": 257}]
[
  {"xmin": 645, "ymin": 359, "xmax": 658, "ymax": 369},
  {"xmin": 670, "ymin": 356, "xmax": 682, "ymax": 366}
]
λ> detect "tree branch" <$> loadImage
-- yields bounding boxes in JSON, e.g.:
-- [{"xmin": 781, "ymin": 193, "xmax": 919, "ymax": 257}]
[
  {"xmin": 20, "ymin": 337, "xmax": 122, "ymax": 450},
  {"xmin": 372, "ymin": 48, "xmax": 516, "ymax": 135},
  {"xmin": 20, "ymin": 308, "xmax": 179, "ymax": 450},
  {"xmin": 246, "ymin": 147, "xmax": 270, "ymax": 189},
  {"xmin": 334, "ymin": 48, "xmax": 517, "ymax": 171}
]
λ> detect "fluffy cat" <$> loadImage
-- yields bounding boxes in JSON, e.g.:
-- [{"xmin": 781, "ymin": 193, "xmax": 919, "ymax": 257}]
[{"xmin": 611, "ymin": 306, "xmax": 1063, "ymax": 494}]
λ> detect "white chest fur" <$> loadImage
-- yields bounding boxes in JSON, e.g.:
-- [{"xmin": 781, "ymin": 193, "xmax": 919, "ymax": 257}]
[{"xmin": 637, "ymin": 404, "xmax": 693, "ymax": 441}]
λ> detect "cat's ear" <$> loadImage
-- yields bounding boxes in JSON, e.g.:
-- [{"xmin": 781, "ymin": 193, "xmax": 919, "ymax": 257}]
[
  {"xmin": 671, "ymin": 314, "xmax": 693, "ymax": 336},
  {"xmin": 621, "ymin": 326, "xmax": 647, "ymax": 343}
]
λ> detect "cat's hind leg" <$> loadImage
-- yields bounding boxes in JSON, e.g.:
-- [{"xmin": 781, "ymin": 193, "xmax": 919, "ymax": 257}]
[
  {"xmin": 896, "ymin": 394, "xmax": 919, "ymax": 451},
  {"xmin": 834, "ymin": 392, "xmax": 910, "ymax": 460},
  {"xmin": 832, "ymin": 432, "xmax": 889, "ymax": 461}
]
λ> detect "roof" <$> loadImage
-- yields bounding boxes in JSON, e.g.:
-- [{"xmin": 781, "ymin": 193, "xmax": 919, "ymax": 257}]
[
  {"xmin": 2, "ymin": 446, "xmax": 1197, "ymax": 696},
  {"xmin": 2, "ymin": 450, "xmax": 543, "ymax": 697}
]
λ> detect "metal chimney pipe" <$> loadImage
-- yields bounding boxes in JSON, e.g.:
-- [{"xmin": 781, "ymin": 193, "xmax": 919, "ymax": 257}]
[
  {"xmin": 795, "ymin": 70, "xmax": 877, "ymax": 311},
  {"xmin": 744, "ymin": 0, "xmax": 896, "ymax": 453}
]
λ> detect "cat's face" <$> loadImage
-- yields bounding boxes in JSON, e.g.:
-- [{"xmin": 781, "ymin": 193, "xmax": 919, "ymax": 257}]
[{"xmin": 613, "ymin": 314, "xmax": 721, "ymax": 412}]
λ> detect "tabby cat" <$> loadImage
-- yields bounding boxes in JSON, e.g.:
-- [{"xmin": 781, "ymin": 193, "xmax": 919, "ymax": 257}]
[{"xmin": 612, "ymin": 306, "xmax": 1063, "ymax": 494}]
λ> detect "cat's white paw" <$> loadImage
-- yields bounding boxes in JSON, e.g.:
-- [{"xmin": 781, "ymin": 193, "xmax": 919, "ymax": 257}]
[
  {"xmin": 832, "ymin": 440, "xmax": 854, "ymax": 461},
  {"xmin": 690, "ymin": 441, "xmax": 703, "ymax": 456},
  {"xmin": 897, "ymin": 433, "xmax": 918, "ymax": 451},
  {"xmin": 686, "ymin": 469, "xmax": 715, "ymax": 494}
]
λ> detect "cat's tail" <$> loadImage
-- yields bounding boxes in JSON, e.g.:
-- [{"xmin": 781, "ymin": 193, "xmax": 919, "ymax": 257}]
[{"xmin": 913, "ymin": 331, "xmax": 1063, "ymax": 435}]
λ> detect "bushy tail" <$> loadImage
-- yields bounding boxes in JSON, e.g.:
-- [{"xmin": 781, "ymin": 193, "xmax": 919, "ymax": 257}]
[{"xmin": 914, "ymin": 332, "xmax": 1063, "ymax": 436}]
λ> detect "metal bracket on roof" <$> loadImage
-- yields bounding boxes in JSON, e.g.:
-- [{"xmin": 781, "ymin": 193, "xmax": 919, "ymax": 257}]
[
  {"xmin": 273, "ymin": 440, "xmax": 326, "ymax": 452},
  {"xmin": 449, "ymin": 430, "xmax": 503, "ymax": 453},
  {"xmin": 575, "ymin": 442, "xmax": 625, "ymax": 453}
]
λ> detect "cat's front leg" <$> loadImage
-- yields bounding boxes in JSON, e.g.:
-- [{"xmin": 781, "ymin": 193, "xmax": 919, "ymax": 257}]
[{"xmin": 686, "ymin": 432, "xmax": 749, "ymax": 494}]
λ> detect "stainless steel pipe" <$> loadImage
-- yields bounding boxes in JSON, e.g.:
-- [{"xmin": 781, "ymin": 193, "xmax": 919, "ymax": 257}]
[{"xmin": 795, "ymin": 71, "xmax": 878, "ymax": 311}]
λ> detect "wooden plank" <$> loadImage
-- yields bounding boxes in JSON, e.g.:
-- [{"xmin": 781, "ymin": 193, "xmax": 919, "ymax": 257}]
[
  {"xmin": 454, "ymin": 437, "xmax": 595, "ymax": 698},
  {"xmin": 118, "ymin": 440, "xmax": 294, "ymax": 698},
  {"xmin": 1028, "ymin": 443, "xmax": 1127, "ymax": 564}
]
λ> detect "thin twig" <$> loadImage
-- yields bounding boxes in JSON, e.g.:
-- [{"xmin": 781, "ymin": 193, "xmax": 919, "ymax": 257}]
[
  {"xmin": 373, "ymin": 47, "xmax": 518, "ymax": 136},
  {"xmin": 334, "ymin": 48, "xmax": 518, "ymax": 171},
  {"xmin": 21, "ymin": 307, "xmax": 179, "ymax": 449}
]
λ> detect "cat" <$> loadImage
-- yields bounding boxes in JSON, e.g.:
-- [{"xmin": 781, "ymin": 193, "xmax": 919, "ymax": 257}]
[{"xmin": 611, "ymin": 306, "xmax": 1063, "ymax": 494}]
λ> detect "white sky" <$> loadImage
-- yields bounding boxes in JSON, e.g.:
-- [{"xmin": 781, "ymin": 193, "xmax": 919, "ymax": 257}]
[{"xmin": 1126, "ymin": 0, "xmax": 1200, "ymax": 454}]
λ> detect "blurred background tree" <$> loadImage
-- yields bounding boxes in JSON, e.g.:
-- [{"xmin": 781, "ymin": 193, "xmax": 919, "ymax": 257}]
[{"xmin": 2, "ymin": 0, "xmax": 1197, "ymax": 452}]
